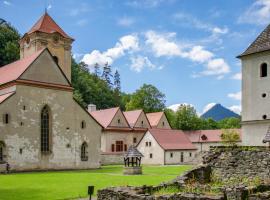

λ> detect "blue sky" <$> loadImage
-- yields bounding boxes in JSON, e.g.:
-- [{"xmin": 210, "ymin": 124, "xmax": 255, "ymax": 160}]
[{"xmin": 1, "ymin": 0, "xmax": 269, "ymax": 114}]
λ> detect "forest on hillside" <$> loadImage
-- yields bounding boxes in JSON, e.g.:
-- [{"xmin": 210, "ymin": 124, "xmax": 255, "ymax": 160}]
[{"xmin": 0, "ymin": 18, "xmax": 241, "ymax": 130}]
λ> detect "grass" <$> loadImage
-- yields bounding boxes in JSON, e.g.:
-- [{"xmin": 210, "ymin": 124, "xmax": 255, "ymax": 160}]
[{"xmin": 0, "ymin": 165, "xmax": 192, "ymax": 200}]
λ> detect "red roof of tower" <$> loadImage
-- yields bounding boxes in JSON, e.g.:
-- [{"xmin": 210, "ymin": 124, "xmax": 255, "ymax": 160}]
[{"xmin": 27, "ymin": 12, "xmax": 73, "ymax": 39}]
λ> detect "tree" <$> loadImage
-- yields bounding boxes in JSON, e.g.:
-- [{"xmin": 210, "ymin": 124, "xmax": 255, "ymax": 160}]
[
  {"xmin": 220, "ymin": 129, "xmax": 240, "ymax": 146},
  {"xmin": 114, "ymin": 70, "xmax": 121, "ymax": 91},
  {"xmin": 102, "ymin": 62, "xmax": 113, "ymax": 86},
  {"xmin": 94, "ymin": 63, "xmax": 100, "ymax": 77},
  {"xmin": 218, "ymin": 117, "xmax": 241, "ymax": 129},
  {"xmin": 0, "ymin": 18, "xmax": 20, "ymax": 67},
  {"xmin": 174, "ymin": 104, "xmax": 201, "ymax": 130},
  {"xmin": 126, "ymin": 84, "xmax": 165, "ymax": 113}
]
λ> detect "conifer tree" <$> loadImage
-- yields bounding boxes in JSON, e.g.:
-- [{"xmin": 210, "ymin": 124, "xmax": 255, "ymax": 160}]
[
  {"xmin": 102, "ymin": 62, "xmax": 113, "ymax": 86},
  {"xmin": 114, "ymin": 70, "xmax": 121, "ymax": 91}
]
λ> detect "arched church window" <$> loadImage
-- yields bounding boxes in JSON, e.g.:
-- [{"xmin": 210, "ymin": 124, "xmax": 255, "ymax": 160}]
[
  {"xmin": 260, "ymin": 63, "xmax": 267, "ymax": 77},
  {"xmin": 41, "ymin": 105, "xmax": 51, "ymax": 153},
  {"xmin": 53, "ymin": 56, "xmax": 59, "ymax": 65},
  {"xmin": 81, "ymin": 142, "xmax": 88, "ymax": 161}
]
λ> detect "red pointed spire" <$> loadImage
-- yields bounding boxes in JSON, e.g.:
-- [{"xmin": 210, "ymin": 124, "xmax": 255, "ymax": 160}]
[{"xmin": 28, "ymin": 12, "xmax": 73, "ymax": 40}]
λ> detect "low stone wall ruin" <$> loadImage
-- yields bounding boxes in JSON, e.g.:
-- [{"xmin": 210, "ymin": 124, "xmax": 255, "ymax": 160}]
[{"xmin": 97, "ymin": 146, "xmax": 270, "ymax": 200}]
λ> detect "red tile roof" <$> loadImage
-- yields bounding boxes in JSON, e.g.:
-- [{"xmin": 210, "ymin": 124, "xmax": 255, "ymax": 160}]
[
  {"xmin": 146, "ymin": 112, "xmax": 164, "ymax": 127},
  {"xmin": 123, "ymin": 110, "xmax": 143, "ymax": 127},
  {"xmin": 148, "ymin": 129, "xmax": 196, "ymax": 150},
  {"xmin": 89, "ymin": 107, "xmax": 120, "ymax": 128},
  {"xmin": 0, "ymin": 49, "xmax": 44, "ymax": 85},
  {"xmin": 0, "ymin": 92, "xmax": 15, "ymax": 104},
  {"xmin": 28, "ymin": 12, "xmax": 73, "ymax": 39},
  {"xmin": 184, "ymin": 129, "xmax": 242, "ymax": 143}
]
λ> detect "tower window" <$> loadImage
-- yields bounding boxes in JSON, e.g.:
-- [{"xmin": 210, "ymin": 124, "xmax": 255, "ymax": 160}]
[
  {"xmin": 53, "ymin": 56, "xmax": 59, "ymax": 65},
  {"xmin": 260, "ymin": 63, "xmax": 267, "ymax": 77}
]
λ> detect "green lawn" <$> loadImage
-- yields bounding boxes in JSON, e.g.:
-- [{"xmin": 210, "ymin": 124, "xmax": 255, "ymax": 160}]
[{"xmin": 0, "ymin": 165, "xmax": 192, "ymax": 200}]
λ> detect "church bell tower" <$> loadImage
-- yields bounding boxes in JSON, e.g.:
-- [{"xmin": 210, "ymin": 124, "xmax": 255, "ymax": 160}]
[{"xmin": 19, "ymin": 12, "xmax": 74, "ymax": 81}]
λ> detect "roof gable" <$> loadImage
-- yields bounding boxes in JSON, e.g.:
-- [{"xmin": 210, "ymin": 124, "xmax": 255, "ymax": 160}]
[
  {"xmin": 28, "ymin": 12, "xmax": 72, "ymax": 39},
  {"xmin": 20, "ymin": 49, "xmax": 70, "ymax": 86},
  {"xmin": 124, "ymin": 110, "xmax": 143, "ymax": 127},
  {"xmin": 146, "ymin": 112, "xmax": 163, "ymax": 127},
  {"xmin": 238, "ymin": 24, "xmax": 270, "ymax": 58},
  {"xmin": 0, "ymin": 49, "xmax": 44, "ymax": 85},
  {"xmin": 148, "ymin": 129, "xmax": 196, "ymax": 150},
  {"xmin": 90, "ymin": 107, "xmax": 130, "ymax": 128}
]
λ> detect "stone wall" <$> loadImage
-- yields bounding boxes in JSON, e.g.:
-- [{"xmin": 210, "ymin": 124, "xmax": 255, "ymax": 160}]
[
  {"xmin": 97, "ymin": 146, "xmax": 270, "ymax": 200},
  {"xmin": 100, "ymin": 152, "xmax": 124, "ymax": 165}
]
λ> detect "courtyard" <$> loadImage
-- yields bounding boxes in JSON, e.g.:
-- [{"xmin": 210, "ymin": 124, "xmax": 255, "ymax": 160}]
[{"xmin": 0, "ymin": 165, "xmax": 192, "ymax": 200}]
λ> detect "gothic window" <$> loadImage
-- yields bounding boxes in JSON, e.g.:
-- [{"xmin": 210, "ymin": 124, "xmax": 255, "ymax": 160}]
[
  {"xmin": 41, "ymin": 105, "xmax": 51, "ymax": 153},
  {"xmin": 260, "ymin": 63, "xmax": 267, "ymax": 77},
  {"xmin": 81, "ymin": 142, "xmax": 88, "ymax": 161}
]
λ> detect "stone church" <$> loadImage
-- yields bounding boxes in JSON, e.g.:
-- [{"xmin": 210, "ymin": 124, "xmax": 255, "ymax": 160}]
[{"xmin": 0, "ymin": 12, "xmax": 102, "ymax": 171}]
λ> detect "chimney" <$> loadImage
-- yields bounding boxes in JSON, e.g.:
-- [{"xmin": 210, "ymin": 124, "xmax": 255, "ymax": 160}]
[{"xmin": 88, "ymin": 104, "xmax": 96, "ymax": 112}]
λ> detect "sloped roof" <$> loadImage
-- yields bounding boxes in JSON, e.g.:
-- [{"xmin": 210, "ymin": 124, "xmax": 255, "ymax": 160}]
[
  {"xmin": 0, "ymin": 92, "xmax": 15, "ymax": 104},
  {"xmin": 0, "ymin": 49, "xmax": 44, "ymax": 85},
  {"xmin": 238, "ymin": 24, "xmax": 270, "ymax": 58},
  {"xmin": 89, "ymin": 107, "xmax": 120, "ymax": 128},
  {"xmin": 146, "ymin": 112, "xmax": 164, "ymax": 127},
  {"xmin": 123, "ymin": 110, "xmax": 143, "ymax": 127},
  {"xmin": 184, "ymin": 129, "xmax": 242, "ymax": 143},
  {"xmin": 125, "ymin": 145, "xmax": 143, "ymax": 158},
  {"xmin": 27, "ymin": 12, "xmax": 73, "ymax": 39},
  {"xmin": 148, "ymin": 129, "xmax": 196, "ymax": 150}
]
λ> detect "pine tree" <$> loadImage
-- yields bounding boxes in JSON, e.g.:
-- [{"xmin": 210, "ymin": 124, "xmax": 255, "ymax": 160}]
[
  {"xmin": 94, "ymin": 63, "xmax": 100, "ymax": 77},
  {"xmin": 102, "ymin": 62, "xmax": 113, "ymax": 86},
  {"xmin": 114, "ymin": 70, "xmax": 121, "ymax": 91}
]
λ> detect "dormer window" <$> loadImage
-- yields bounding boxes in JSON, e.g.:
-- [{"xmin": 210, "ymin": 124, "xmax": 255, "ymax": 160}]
[{"xmin": 260, "ymin": 63, "xmax": 267, "ymax": 77}]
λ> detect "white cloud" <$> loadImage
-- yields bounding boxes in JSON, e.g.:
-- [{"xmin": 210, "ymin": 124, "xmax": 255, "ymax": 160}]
[
  {"xmin": 82, "ymin": 34, "xmax": 139, "ymax": 67},
  {"xmin": 229, "ymin": 105, "xmax": 241, "ymax": 114},
  {"xmin": 184, "ymin": 46, "xmax": 213, "ymax": 63},
  {"xmin": 228, "ymin": 91, "xmax": 241, "ymax": 101},
  {"xmin": 145, "ymin": 30, "xmax": 230, "ymax": 78},
  {"xmin": 130, "ymin": 56, "xmax": 155, "ymax": 72},
  {"xmin": 145, "ymin": 31, "xmax": 182, "ymax": 57},
  {"xmin": 232, "ymin": 72, "xmax": 242, "ymax": 80},
  {"xmin": 202, "ymin": 58, "xmax": 230, "ymax": 76},
  {"xmin": 202, "ymin": 103, "xmax": 217, "ymax": 114},
  {"xmin": 3, "ymin": 1, "xmax": 11, "ymax": 6},
  {"xmin": 126, "ymin": 0, "xmax": 165, "ymax": 8},
  {"xmin": 117, "ymin": 17, "xmax": 135, "ymax": 27},
  {"xmin": 167, "ymin": 103, "xmax": 195, "ymax": 112},
  {"xmin": 238, "ymin": 0, "xmax": 270, "ymax": 25}
]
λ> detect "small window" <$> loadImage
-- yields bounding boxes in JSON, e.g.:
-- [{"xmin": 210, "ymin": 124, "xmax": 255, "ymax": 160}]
[
  {"xmin": 149, "ymin": 142, "xmax": 152, "ymax": 147},
  {"xmin": 19, "ymin": 148, "xmax": 23, "ymax": 154},
  {"xmin": 81, "ymin": 120, "xmax": 86, "ymax": 129},
  {"xmin": 133, "ymin": 137, "xmax": 137, "ymax": 143},
  {"xmin": 0, "ymin": 142, "xmax": 4, "ymax": 162},
  {"xmin": 141, "ymin": 121, "xmax": 144, "ymax": 126},
  {"xmin": 162, "ymin": 121, "xmax": 165, "ymax": 126},
  {"xmin": 116, "ymin": 141, "xmax": 123, "ymax": 152},
  {"xmin": 3, "ymin": 113, "xmax": 9, "ymax": 124},
  {"xmin": 146, "ymin": 142, "xmax": 148, "ymax": 147},
  {"xmin": 53, "ymin": 56, "xmax": 59, "ymax": 64},
  {"xmin": 150, "ymin": 153, "xmax": 153, "ymax": 158},
  {"xmin": 20, "ymin": 122, "xmax": 24, "ymax": 126},
  {"xmin": 117, "ymin": 119, "xmax": 121, "ymax": 124},
  {"xmin": 111, "ymin": 144, "xmax": 115, "ymax": 152},
  {"xmin": 262, "ymin": 93, "xmax": 267, "ymax": 98},
  {"xmin": 81, "ymin": 142, "xmax": 88, "ymax": 161},
  {"xmin": 189, "ymin": 152, "xmax": 192, "ymax": 157},
  {"xmin": 260, "ymin": 63, "xmax": 267, "ymax": 77},
  {"xmin": 170, "ymin": 153, "xmax": 173, "ymax": 158},
  {"xmin": 23, "ymin": 105, "xmax": 26, "ymax": 110},
  {"xmin": 263, "ymin": 115, "xmax": 267, "ymax": 120}
]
